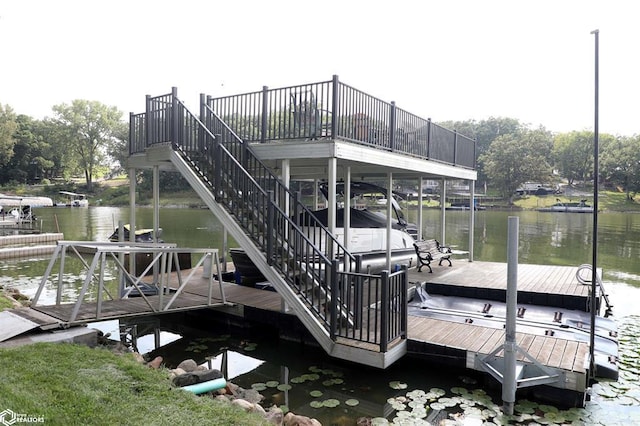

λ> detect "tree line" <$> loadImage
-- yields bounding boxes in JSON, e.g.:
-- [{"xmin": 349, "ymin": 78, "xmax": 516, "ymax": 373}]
[
  {"xmin": 440, "ymin": 117, "xmax": 640, "ymax": 202},
  {"xmin": 0, "ymin": 100, "xmax": 127, "ymax": 191},
  {"xmin": 1, "ymin": 100, "xmax": 639, "ymax": 201}
]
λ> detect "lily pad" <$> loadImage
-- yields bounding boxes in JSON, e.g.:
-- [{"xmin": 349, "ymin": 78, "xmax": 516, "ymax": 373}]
[
  {"xmin": 345, "ymin": 398, "xmax": 360, "ymax": 407},
  {"xmin": 430, "ymin": 402, "xmax": 446, "ymax": 410},
  {"xmin": 322, "ymin": 398, "xmax": 340, "ymax": 408},
  {"xmin": 309, "ymin": 390, "xmax": 323, "ymax": 398},
  {"xmin": 309, "ymin": 401, "xmax": 323, "ymax": 409},
  {"xmin": 390, "ymin": 401, "xmax": 406, "ymax": 411},
  {"xmin": 265, "ymin": 380, "xmax": 279, "ymax": 388},
  {"xmin": 429, "ymin": 388, "xmax": 446, "ymax": 398},
  {"xmin": 276, "ymin": 384, "xmax": 292, "ymax": 391},
  {"xmin": 251, "ymin": 383, "xmax": 267, "ymax": 391},
  {"xmin": 389, "ymin": 380, "xmax": 408, "ymax": 390}
]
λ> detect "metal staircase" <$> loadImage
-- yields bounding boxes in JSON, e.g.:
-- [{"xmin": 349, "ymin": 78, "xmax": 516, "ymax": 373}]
[{"xmin": 129, "ymin": 89, "xmax": 407, "ymax": 368}]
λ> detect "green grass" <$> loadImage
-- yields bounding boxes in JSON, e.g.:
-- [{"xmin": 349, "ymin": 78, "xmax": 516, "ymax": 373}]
[
  {"xmin": 0, "ymin": 343, "xmax": 269, "ymax": 426},
  {"xmin": 0, "ymin": 294, "xmax": 15, "ymax": 310}
]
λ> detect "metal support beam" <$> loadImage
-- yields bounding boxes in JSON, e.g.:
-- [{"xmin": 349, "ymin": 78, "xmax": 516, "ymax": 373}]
[
  {"xmin": 386, "ymin": 172, "xmax": 393, "ymax": 272},
  {"xmin": 469, "ymin": 180, "xmax": 475, "ymax": 262},
  {"xmin": 418, "ymin": 177, "xmax": 424, "ymax": 240},
  {"xmin": 440, "ymin": 178, "xmax": 446, "ymax": 245}
]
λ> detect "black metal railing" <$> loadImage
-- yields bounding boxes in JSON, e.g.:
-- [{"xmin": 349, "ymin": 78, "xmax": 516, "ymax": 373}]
[
  {"xmin": 206, "ymin": 75, "xmax": 476, "ymax": 169},
  {"xmin": 130, "ymin": 88, "xmax": 408, "ymax": 353},
  {"xmin": 331, "ymin": 262, "xmax": 407, "ymax": 351}
]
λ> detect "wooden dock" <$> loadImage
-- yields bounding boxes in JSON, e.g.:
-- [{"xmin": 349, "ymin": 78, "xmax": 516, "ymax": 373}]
[
  {"xmin": 10, "ymin": 260, "xmax": 599, "ymax": 403},
  {"xmin": 408, "ymin": 260, "xmax": 594, "ymax": 311}
]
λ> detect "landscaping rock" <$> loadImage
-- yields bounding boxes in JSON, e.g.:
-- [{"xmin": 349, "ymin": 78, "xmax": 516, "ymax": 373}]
[
  {"xmin": 283, "ymin": 412, "xmax": 321, "ymax": 426},
  {"xmin": 231, "ymin": 398, "xmax": 254, "ymax": 412},
  {"xmin": 147, "ymin": 356, "xmax": 163, "ymax": 369},
  {"xmin": 176, "ymin": 358, "xmax": 198, "ymax": 372},
  {"xmin": 265, "ymin": 406, "xmax": 284, "ymax": 425},
  {"xmin": 172, "ymin": 369, "xmax": 223, "ymax": 387}
]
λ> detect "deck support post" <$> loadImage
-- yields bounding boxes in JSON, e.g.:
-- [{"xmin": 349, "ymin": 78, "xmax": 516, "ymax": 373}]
[
  {"xmin": 327, "ymin": 157, "xmax": 337, "ymax": 259},
  {"xmin": 417, "ymin": 177, "xmax": 424, "ymax": 240},
  {"xmin": 440, "ymin": 179, "xmax": 446, "ymax": 245},
  {"xmin": 129, "ymin": 166, "xmax": 137, "ymax": 276},
  {"xmin": 469, "ymin": 180, "xmax": 475, "ymax": 262},
  {"xmin": 386, "ymin": 173, "xmax": 393, "ymax": 272},
  {"xmin": 344, "ymin": 167, "xmax": 352, "ymax": 271}
]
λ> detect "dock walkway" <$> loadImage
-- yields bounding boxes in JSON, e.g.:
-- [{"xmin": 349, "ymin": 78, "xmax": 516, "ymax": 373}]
[
  {"xmin": 10, "ymin": 260, "xmax": 595, "ymax": 401},
  {"xmin": 409, "ymin": 260, "xmax": 593, "ymax": 311}
]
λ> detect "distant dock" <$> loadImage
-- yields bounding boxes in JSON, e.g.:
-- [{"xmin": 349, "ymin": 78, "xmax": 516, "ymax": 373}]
[{"xmin": 0, "ymin": 233, "xmax": 64, "ymax": 259}]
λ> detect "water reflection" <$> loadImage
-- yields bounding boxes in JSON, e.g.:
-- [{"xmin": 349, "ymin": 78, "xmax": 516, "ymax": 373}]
[{"xmin": 113, "ymin": 313, "xmax": 640, "ymax": 425}]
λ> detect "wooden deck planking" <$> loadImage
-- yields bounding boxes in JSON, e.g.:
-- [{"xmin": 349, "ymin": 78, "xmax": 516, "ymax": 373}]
[
  {"xmin": 412, "ymin": 261, "xmax": 588, "ymax": 298},
  {"xmin": 547, "ymin": 339, "xmax": 568, "ymax": 368},
  {"xmin": 573, "ymin": 341, "xmax": 590, "ymax": 372},
  {"xmin": 515, "ymin": 333, "xmax": 536, "ymax": 361},
  {"xmin": 465, "ymin": 327, "xmax": 501, "ymax": 353},
  {"xmin": 438, "ymin": 321, "xmax": 484, "ymax": 350},
  {"xmin": 526, "ymin": 335, "xmax": 547, "ymax": 360},
  {"xmin": 476, "ymin": 328, "xmax": 506, "ymax": 354},
  {"xmin": 560, "ymin": 340, "xmax": 580, "ymax": 370}
]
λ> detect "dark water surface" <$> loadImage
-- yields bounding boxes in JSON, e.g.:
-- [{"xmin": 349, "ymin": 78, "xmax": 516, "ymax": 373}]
[{"xmin": 2, "ymin": 207, "xmax": 640, "ymax": 425}]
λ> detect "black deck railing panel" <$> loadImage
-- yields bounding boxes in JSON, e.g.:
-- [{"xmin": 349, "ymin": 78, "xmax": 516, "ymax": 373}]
[
  {"xmin": 331, "ymin": 264, "xmax": 407, "ymax": 351},
  {"xmin": 206, "ymin": 77, "xmax": 476, "ymax": 169},
  {"xmin": 130, "ymin": 113, "xmax": 146, "ymax": 155}
]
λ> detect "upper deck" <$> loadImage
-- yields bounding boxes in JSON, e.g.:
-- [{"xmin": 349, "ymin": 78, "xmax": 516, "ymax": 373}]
[{"xmin": 129, "ymin": 76, "xmax": 476, "ymax": 182}]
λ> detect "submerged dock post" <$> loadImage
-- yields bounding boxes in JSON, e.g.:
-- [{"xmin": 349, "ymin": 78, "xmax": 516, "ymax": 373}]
[{"xmin": 503, "ymin": 216, "xmax": 519, "ymax": 415}]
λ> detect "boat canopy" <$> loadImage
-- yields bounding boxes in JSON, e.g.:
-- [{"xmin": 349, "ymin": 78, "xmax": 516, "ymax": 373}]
[
  {"xmin": 0, "ymin": 194, "xmax": 53, "ymax": 207},
  {"xmin": 59, "ymin": 191, "xmax": 87, "ymax": 199}
]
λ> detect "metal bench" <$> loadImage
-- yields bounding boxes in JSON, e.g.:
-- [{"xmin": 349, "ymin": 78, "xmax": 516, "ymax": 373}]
[{"xmin": 414, "ymin": 239, "xmax": 452, "ymax": 273}]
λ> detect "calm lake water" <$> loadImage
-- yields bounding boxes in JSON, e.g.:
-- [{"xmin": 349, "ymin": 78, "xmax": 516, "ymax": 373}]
[{"xmin": 2, "ymin": 206, "xmax": 640, "ymax": 425}]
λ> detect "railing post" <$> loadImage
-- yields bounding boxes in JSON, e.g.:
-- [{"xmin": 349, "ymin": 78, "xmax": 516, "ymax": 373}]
[
  {"xmin": 331, "ymin": 75, "xmax": 339, "ymax": 139},
  {"xmin": 453, "ymin": 129, "xmax": 458, "ymax": 166},
  {"xmin": 145, "ymin": 95, "xmax": 151, "ymax": 147},
  {"xmin": 214, "ymin": 132, "xmax": 222, "ymax": 199},
  {"xmin": 129, "ymin": 112, "xmax": 135, "ymax": 155},
  {"xmin": 353, "ymin": 262, "xmax": 362, "ymax": 329},
  {"xmin": 426, "ymin": 118, "xmax": 432, "ymax": 158},
  {"xmin": 266, "ymin": 190, "xmax": 275, "ymax": 265},
  {"xmin": 330, "ymin": 259, "xmax": 339, "ymax": 341},
  {"xmin": 380, "ymin": 269, "xmax": 390, "ymax": 352},
  {"xmin": 171, "ymin": 87, "xmax": 179, "ymax": 148},
  {"xmin": 401, "ymin": 265, "xmax": 408, "ymax": 338},
  {"xmin": 199, "ymin": 93, "xmax": 206, "ymax": 153},
  {"xmin": 389, "ymin": 101, "xmax": 396, "ymax": 151},
  {"xmin": 261, "ymin": 86, "xmax": 268, "ymax": 144}
]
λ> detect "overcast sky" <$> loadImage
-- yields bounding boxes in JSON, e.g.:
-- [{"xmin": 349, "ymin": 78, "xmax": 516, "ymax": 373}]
[{"xmin": 1, "ymin": 0, "xmax": 638, "ymax": 136}]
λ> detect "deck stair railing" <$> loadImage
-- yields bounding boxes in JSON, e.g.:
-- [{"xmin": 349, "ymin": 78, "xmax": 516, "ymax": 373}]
[{"xmin": 131, "ymin": 88, "xmax": 407, "ymax": 357}]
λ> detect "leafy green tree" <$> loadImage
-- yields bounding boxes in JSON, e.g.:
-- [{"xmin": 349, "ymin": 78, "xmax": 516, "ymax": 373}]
[
  {"xmin": 601, "ymin": 135, "xmax": 640, "ymax": 200},
  {"xmin": 553, "ymin": 131, "xmax": 594, "ymax": 186},
  {"xmin": 478, "ymin": 127, "xmax": 553, "ymax": 201},
  {"xmin": 438, "ymin": 117, "xmax": 524, "ymax": 187},
  {"xmin": 0, "ymin": 115, "xmax": 54, "ymax": 184},
  {"xmin": 0, "ymin": 104, "xmax": 18, "ymax": 167},
  {"xmin": 51, "ymin": 100, "xmax": 125, "ymax": 191}
]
